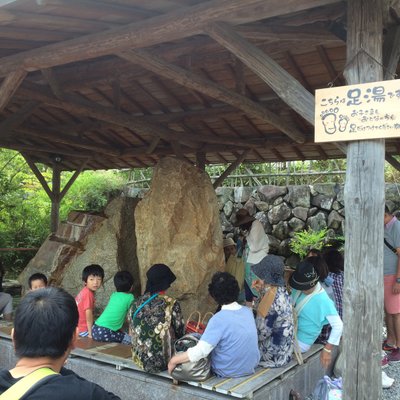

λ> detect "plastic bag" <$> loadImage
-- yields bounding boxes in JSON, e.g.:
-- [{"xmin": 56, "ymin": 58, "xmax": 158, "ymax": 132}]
[{"xmin": 312, "ymin": 376, "xmax": 342, "ymax": 400}]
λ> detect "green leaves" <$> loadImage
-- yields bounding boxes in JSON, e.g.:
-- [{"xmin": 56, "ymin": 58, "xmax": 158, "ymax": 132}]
[{"xmin": 289, "ymin": 227, "xmax": 329, "ymax": 259}]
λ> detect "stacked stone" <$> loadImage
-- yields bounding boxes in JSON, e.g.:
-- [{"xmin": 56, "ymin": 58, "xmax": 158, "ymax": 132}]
[{"xmin": 217, "ymin": 184, "xmax": 346, "ymax": 263}]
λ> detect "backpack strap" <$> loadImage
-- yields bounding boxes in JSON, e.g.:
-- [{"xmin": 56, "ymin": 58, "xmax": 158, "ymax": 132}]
[
  {"xmin": 0, "ymin": 367, "xmax": 59, "ymax": 400},
  {"xmin": 384, "ymin": 238, "xmax": 398, "ymax": 254}
]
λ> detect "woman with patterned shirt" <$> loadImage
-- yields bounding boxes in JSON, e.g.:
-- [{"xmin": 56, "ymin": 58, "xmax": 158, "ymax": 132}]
[
  {"xmin": 251, "ymin": 255, "xmax": 294, "ymax": 368},
  {"xmin": 129, "ymin": 264, "xmax": 184, "ymax": 373}
]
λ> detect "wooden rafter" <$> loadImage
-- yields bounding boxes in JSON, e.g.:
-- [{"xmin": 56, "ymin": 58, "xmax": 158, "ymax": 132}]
[
  {"xmin": 316, "ymin": 45, "xmax": 345, "ymax": 85},
  {"xmin": 206, "ymin": 22, "xmax": 315, "ymax": 125},
  {"xmin": 0, "ymin": 68, "xmax": 26, "ymax": 112},
  {"xmin": 212, "ymin": 149, "xmax": 251, "ymax": 188},
  {"xmin": 0, "ymin": 100, "xmax": 39, "ymax": 137},
  {"xmin": 0, "ymin": 0, "xmax": 341, "ymax": 77},
  {"xmin": 119, "ymin": 50, "xmax": 306, "ymax": 143}
]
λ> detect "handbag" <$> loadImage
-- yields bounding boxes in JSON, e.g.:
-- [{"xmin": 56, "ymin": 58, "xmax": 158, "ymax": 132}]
[
  {"xmin": 185, "ymin": 311, "xmax": 213, "ymax": 335},
  {"xmin": 170, "ymin": 334, "xmax": 211, "ymax": 382}
]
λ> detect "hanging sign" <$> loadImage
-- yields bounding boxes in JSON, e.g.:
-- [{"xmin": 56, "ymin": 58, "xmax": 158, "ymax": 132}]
[{"xmin": 315, "ymin": 79, "xmax": 400, "ymax": 142}]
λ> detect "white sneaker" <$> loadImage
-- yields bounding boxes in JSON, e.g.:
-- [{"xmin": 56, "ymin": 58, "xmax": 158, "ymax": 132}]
[{"xmin": 382, "ymin": 371, "xmax": 394, "ymax": 389}]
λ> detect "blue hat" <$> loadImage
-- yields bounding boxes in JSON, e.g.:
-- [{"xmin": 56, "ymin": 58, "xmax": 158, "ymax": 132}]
[{"xmin": 251, "ymin": 255, "xmax": 285, "ymax": 287}]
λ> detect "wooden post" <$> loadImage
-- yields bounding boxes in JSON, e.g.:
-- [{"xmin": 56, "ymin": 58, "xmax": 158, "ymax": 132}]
[
  {"xmin": 50, "ymin": 163, "xmax": 61, "ymax": 234},
  {"xmin": 342, "ymin": 1, "xmax": 384, "ymax": 399},
  {"xmin": 196, "ymin": 151, "xmax": 206, "ymax": 171}
]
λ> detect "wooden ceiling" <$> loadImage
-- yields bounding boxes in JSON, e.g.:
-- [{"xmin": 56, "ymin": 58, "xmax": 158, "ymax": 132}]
[{"xmin": 0, "ymin": 0, "xmax": 399, "ymax": 171}]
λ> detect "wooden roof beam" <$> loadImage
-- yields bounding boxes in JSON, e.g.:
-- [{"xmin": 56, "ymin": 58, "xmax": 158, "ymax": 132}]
[
  {"xmin": 206, "ymin": 22, "xmax": 315, "ymax": 125},
  {"xmin": 17, "ymin": 83, "xmax": 259, "ymax": 149},
  {"xmin": 386, "ymin": 154, "xmax": 400, "ymax": 171},
  {"xmin": 0, "ymin": 0, "xmax": 341, "ymax": 77},
  {"xmin": 119, "ymin": 50, "xmax": 306, "ymax": 143},
  {"xmin": 0, "ymin": 68, "xmax": 27, "ymax": 112},
  {"xmin": 316, "ymin": 45, "xmax": 345, "ymax": 85}
]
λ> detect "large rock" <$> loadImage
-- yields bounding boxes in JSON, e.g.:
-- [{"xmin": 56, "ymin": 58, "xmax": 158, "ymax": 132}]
[
  {"xmin": 285, "ymin": 186, "xmax": 311, "ymax": 208},
  {"xmin": 293, "ymin": 206, "xmax": 308, "ymax": 221},
  {"xmin": 255, "ymin": 211, "xmax": 272, "ymax": 234},
  {"xmin": 244, "ymin": 198, "xmax": 257, "ymax": 215},
  {"xmin": 21, "ymin": 197, "xmax": 141, "ymax": 310},
  {"xmin": 135, "ymin": 157, "xmax": 224, "ymax": 317},
  {"xmin": 223, "ymin": 200, "xmax": 234, "ymax": 217},
  {"xmin": 288, "ymin": 217, "xmax": 306, "ymax": 232},
  {"xmin": 272, "ymin": 221, "xmax": 290, "ymax": 240},
  {"xmin": 216, "ymin": 187, "xmax": 233, "ymax": 211},
  {"xmin": 311, "ymin": 194, "xmax": 334, "ymax": 211},
  {"xmin": 257, "ymin": 185, "xmax": 287, "ymax": 203},
  {"xmin": 386, "ymin": 184, "xmax": 400, "ymax": 207},
  {"xmin": 268, "ymin": 202, "xmax": 291, "ymax": 225},
  {"xmin": 220, "ymin": 212, "xmax": 234, "ymax": 233},
  {"xmin": 267, "ymin": 234, "xmax": 281, "ymax": 254},
  {"xmin": 307, "ymin": 211, "xmax": 327, "ymax": 231},
  {"xmin": 311, "ymin": 184, "xmax": 337, "ymax": 197},
  {"xmin": 328, "ymin": 210, "xmax": 344, "ymax": 230},
  {"xmin": 254, "ymin": 201, "xmax": 269, "ymax": 212}
]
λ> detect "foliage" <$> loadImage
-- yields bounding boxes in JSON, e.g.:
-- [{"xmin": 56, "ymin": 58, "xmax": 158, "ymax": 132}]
[
  {"xmin": 289, "ymin": 227, "xmax": 330, "ymax": 259},
  {"xmin": 0, "ymin": 149, "xmax": 126, "ymax": 277}
]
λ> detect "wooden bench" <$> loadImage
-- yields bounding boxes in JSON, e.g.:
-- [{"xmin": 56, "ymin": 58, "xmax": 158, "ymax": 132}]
[
  {"xmin": 0, "ymin": 324, "xmax": 324, "ymax": 399},
  {"xmin": 71, "ymin": 337, "xmax": 323, "ymax": 398}
]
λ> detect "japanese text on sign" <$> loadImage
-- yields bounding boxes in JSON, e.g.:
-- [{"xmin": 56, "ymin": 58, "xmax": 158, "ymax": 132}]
[{"xmin": 315, "ymin": 80, "xmax": 400, "ymax": 143}]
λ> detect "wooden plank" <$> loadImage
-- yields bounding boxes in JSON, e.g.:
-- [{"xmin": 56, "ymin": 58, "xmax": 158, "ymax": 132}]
[
  {"xmin": 206, "ymin": 22, "xmax": 315, "ymax": 125},
  {"xmin": 0, "ymin": 68, "xmax": 26, "ymax": 112},
  {"xmin": 41, "ymin": 68, "xmax": 65, "ymax": 99},
  {"xmin": 119, "ymin": 50, "xmax": 306, "ymax": 143},
  {"xmin": 0, "ymin": 0, "xmax": 341, "ymax": 77},
  {"xmin": 342, "ymin": 1, "xmax": 385, "ymax": 399}
]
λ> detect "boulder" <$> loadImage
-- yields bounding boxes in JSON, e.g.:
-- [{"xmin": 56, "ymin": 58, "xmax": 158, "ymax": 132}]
[
  {"xmin": 267, "ymin": 234, "xmax": 281, "ymax": 254},
  {"xmin": 135, "ymin": 157, "xmax": 225, "ymax": 317},
  {"xmin": 234, "ymin": 187, "xmax": 254, "ymax": 203},
  {"xmin": 336, "ymin": 186, "xmax": 344, "ymax": 205},
  {"xmin": 278, "ymin": 239, "xmax": 292, "ymax": 257},
  {"xmin": 215, "ymin": 187, "xmax": 233, "ymax": 210},
  {"xmin": 255, "ymin": 211, "xmax": 272, "ymax": 234},
  {"xmin": 311, "ymin": 194, "xmax": 334, "ymax": 211},
  {"xmin": 244, "ymin": 198, "xmax": 257, "ymax": 215},
  {"xmin": 293, "ymin": 206, "xmax": 308, "ymax": 221},
  {"xmin": 254, "ymin": 201, "xmax": 269, "ymax": 212},
  {"xmin": 328, "ymin": 210, "xmax": 344, "ymax": 230},
  {"xmin": 257, "ymin": 185, "xmax": 287, "ymax": 203},
  {"xmin": 288, "ymin": 217, "xmax": 306, "ymax": 232},
  {"xmin": 273, "ymin": 196, "xmax": 284, "ymax": 206},
  {"xmin": 385, "ymin": 184, "xmax": 400, "ymax": 205},
  {"xmin": 307, "ymin": 211, "xmax": 327, "ymax": 231},
  {"xmin": 20, "ymin": 197, "xmax": 141, "ymax": 310},
  {"xmin": 272, "ymin": 221, "xmax": 290, "ymax": 240},
  {"xmin": 308, "ymin": 207, "xmax": 318, "ymax": 217},
  {"xmin": 220, "ymin": 212, "xmax": 234, "ymax": 233},
  {"xmin": 268, "ymin": 202, "xmax": 291, "ymax": 225},
  {"xmin": 285, "ymin": 185, "xmax": 311, "ymax": 208},
  {"xmin": 332, "ymin": 201, "xmax": 342, "ymax": 211},
  {"xmin": 223, "ymin": 200, "xmax": 234, "ymax": 217},
  {"xmin": 311, "ymin": 183, "xmax": 337, "ymax": 197}
]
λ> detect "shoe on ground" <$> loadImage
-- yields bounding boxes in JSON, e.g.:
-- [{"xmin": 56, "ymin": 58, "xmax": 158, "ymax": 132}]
[
  {"xmin": 383, "ymin": 340, "xmax": 397, "ymax": 352},
  {"xmin": 382, "ymin": 354, "xmax": 389, "ymax": 368},
  {"xmin": 382, "ymin": 371, "xmax": 394, "ymax": 389},
  {"xmin": 388, "ymin": 348, "xmax": 400, "ymax": 364}
]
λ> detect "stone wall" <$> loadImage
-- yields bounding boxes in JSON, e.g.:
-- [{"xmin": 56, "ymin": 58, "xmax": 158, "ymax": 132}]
[{"xmin": 216, "ymin": 183, "xmax": 400, "ymax": 265}]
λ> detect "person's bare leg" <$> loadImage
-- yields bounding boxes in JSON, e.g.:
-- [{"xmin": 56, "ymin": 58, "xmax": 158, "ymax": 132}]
[
  {"xmin": 386, "ymin": 312, "xmax": 397, "ymax": 347},
  {"xmin": 392, "ymin": 313, "xmax": 400, "ymax": 348}
]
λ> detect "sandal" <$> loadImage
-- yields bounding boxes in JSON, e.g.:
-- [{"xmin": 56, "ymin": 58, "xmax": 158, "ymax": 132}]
[{"xmin": 382, "ymin": 340, "xmax": 396, "ymax": 352}]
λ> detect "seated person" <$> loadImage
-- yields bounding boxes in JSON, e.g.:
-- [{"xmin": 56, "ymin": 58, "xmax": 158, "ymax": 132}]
[
  {"xmin": 0, "ymin": 287, "xmax": 120, "ymax": 399},
  {"xmin": 28, "ymin": 273, "xmax": 48, "ymax": 291},
  {"xmin": 129, "ymin": 264, "xmax": 184, "ymax": 373},
  {"xmin": 306, "ymin": 255, "xmax": 334, "ymax": 301},
  {"xmin": 251, "ymin": 255, "xmax": 294, "ymax": 368},
  {"xmin": 168, "ymin": 272, "xmax": 260, "ymax": 378},
  {"xmin": 75, "ymin": 264, "xmax": 104, "ymax": 338},
  {"xmin": 92, "ymin": 271, "xmax": 135, "ymax": 345},
  {"xmin": 289, "ymin": 261, "xmax": 343, "ymax": 369},
  {"xmin": 0, "ymin": 259, "xmax": 12, "ymax": 321}
]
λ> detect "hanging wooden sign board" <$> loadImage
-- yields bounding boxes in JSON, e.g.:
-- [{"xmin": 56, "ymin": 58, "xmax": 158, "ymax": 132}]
[{"xmin": 315, "ymin": 79, "xmax": 400, "ymax": 142}]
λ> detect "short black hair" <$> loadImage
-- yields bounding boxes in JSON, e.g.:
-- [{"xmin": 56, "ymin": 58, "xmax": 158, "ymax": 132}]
[
  {"xmin": 385, "ymin": 204, "xmax": 391, "ymax": 214},
  {"xmin": 323, "ymin": 249, "xmax": 344, "ymax": 274},
  {"xmin": 208, "ymin": 272, "xmax": 239, "ymax": 305},
  {"xmin": 82, "ymin": 264, "xmax": 104, "ymax": 282},
  {"xmin": 28, "ymin": 273, "xmax": 48, "ymax": 289},
  {"xmin": 114, "ymin": 271, "xmax": 134, "ymax": 292},
  {"xmin": 306, "ymin": 255, "xmax": 329, "ymax": 281},
  {"xmin": 13, "ymin": 287, "xmax": 78, "ymax": 359}
]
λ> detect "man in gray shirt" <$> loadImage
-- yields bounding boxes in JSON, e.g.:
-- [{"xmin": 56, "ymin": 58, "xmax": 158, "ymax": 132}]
[{"xmin": 384, "ymin": 205, "xmax": 400, "ymax": 363}]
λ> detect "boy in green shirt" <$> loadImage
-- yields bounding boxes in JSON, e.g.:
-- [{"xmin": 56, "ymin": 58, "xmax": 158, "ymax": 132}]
[{"xmin": 92, "ymin": 271, "xmax": 134, "ymax": 344}]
